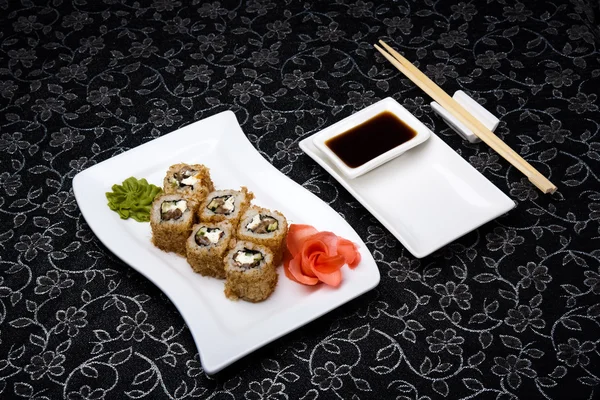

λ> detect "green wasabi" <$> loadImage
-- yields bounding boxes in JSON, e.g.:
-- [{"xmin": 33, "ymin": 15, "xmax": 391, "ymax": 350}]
[{"xmin": 106, "ymin": 177, "xmax": 162, "ymax": 222}]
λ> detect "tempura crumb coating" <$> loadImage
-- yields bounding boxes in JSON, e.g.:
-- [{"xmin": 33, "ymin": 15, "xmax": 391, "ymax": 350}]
[
  {"xmin": 150, "ymin": 194, "xmax": 199, "ymax": 256},
  {"xmin": 223, "ymin": 241, "xmax": 277, "ymax": 303},
  {"xmin": 198, "ymin": 187, "xmax": 253, "ymax": 227},
  {"xmin": 236, "ymin": 206, "xmax": 288, "ymax": 265},
  {"xmin": 163, "ymin": 163, "xmax": 214, "ymax": 203},
  {"xmin": 186, "ymin": 221, "xmax": 233, "ymax": 279}
]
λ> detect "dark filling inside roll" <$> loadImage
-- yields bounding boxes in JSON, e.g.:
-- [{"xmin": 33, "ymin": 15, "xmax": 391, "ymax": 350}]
[
  {"xmin": 207, "ymin": 195, "xmax": 235, "ymax": 214},
  {"xmin": 160, "ymin": 200, "xmax": 187, "ymax": 220},
  {"xmin": 246, "ymin": 214, "xmax": 278, "ymax": 234},
  {"xmin": 233, "ymin": 249, "xmax": 263, "ymax": 269},
  {"xmin": 195, "ymin": 226, "xmax": 224, "ymax": 246},
  {"xmin": 171, "ymin": 166, "xmax": 197, "ymax": 188}
]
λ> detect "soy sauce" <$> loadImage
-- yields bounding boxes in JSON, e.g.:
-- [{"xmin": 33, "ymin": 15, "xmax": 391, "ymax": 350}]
[{"xmin": 325, "ymin": 111, "xmax": 417, "ymax": 168}]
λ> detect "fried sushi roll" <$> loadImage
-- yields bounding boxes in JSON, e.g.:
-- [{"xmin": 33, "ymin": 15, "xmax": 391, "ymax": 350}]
[
  {"xmin": 198, "ymin": 187, "xmax": 253, "ymax": 227},
  {"xmin": 223, "ymin": 241, "xmax": 277, "ymax": 302},
  {"xmin": 236, "ymin": 206, "xmax": 288, "ymax": 265},
  {"xmin": 186, "ymin": 222, "xmax": 233, "ymax": 278},
  {"xmin": 150, "ymin": 194, "xmax": 198, "ymax": 255},
  {"xmin": 163, "ymin": 163, "xmax": 214, "ymax": 203}
]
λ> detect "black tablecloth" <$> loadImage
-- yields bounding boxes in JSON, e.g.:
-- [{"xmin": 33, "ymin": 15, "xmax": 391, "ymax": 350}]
[{"xmin": 1, "ymin": 0, "xmax": 599, "ymax": 398}]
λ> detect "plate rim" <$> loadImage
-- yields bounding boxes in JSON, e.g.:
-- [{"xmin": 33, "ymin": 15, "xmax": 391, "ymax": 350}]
[{"xmin": 73, "ymin": 110, "xmax": 381, "ymax": 374}]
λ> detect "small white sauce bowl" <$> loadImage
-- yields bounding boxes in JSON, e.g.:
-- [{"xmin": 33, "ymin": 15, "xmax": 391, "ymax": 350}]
[{"xmin": 312, "ymin": 97, "xmax": 431, "ymax": 179}]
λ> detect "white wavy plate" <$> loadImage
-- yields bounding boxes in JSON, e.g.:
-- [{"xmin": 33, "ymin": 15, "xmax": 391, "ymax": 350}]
[{"xmin": 73, "ymin": 111, "xmax": 380, "ymax": 374}]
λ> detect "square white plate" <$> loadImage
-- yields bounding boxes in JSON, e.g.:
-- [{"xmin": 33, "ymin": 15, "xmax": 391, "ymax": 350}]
[
  {"xmin": 73, "ymin": 111, "xmax": 380, "ymax": 374},
  {"xmin": 312, "ymin": 97, "xmax": 430, "ymax": 179},
  {"xmin": 299, "ymin": 106, "xmax": 515, "ymax": 258}
]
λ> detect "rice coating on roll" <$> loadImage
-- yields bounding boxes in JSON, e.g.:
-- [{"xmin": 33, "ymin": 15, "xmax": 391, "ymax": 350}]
[
  {"xmin": 150, "ymin": 194, "xmax": 198, "ymax": 255},
  {"xmin": 198, "ymin": 187, "xmax": 253, "ymax": 227},
  {"xmin": 223, "ymin": 241, "xmax": 277, "ymax": 303},
  {"xmin": 186, "ymin": 221, "xmax": 233, "ymax": 279},
  {"xmin": 236, "ymin": 206, "xmax": 288, "ymax": 265},
  {"xmin": 163, "ymin": 163, "xmax": 214, "ymax": 203}
]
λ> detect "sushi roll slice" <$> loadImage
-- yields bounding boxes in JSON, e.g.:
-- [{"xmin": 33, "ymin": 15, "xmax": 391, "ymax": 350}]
[
  {"xmin": 198, "ymin": 187, "xmax": 253, "ymax": 227},
  {"xmin": 150, "ymin": 194, "xmax": 198, "ymax": 255},
  {"xmin": 186, "ymin": 222, "xmax": 233, "ymax": 278},
  {"xmin": 163, "ymin": 163, "xmax": 214, "ymax": 203},
  {"xmin": 223, "ymin": 241, "xmax": 278, "ymax": 303},
  {"xmin": 236, "ymin": 206, "xmax": 288, "ymax": 265}
]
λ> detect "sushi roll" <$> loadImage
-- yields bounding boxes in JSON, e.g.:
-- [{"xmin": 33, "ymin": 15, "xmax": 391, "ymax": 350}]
[
  {"xmin": 198, "ymin": 187, "xmax": 253, "ymax": 227},
  {"xmin": 186, "ymin": 222, "xmax": 233, "ymax": 278},
  {"xmin": 163, "ymin": 163, "xmax": 214, "ymax": 203},
  {"xmin": 150, "ymin": 194, "xmax": 198, "ymax": 255},
  {"xmin": 223, "ymin": 241, "xmax": 278, "ymax": 303},
  {"xmin": 236, "ymin": 206, "xmax": 288, "ymax": 265}
]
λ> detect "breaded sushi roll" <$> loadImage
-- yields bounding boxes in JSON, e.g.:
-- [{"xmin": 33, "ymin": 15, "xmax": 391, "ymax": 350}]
[
  {"xmin": 236, "ymin": 206, "xmax": 288, "ymax": 265},
  {"xmin": 186, "ymin": 222, "xmax": 233, "ymax": 278},
  {"xmin": 223, "ymin": 241, "xmax": 277, "ymax": 302},
  {"xmin": 150, "ymin": 194, "xmax": 198, "ymax": 255},
  {"xmin": 163, "ymin": 163, "xmax": 214, "ymax": 203},
  {"xmin": 198, "ymin": 187, "xmax": 253, "ymax": 227}
]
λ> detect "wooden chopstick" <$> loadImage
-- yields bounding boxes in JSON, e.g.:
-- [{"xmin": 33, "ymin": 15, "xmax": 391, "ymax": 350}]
[
  {"xmin": 374, "ymin": 41, "xmax": 557, "ymax": 194},
  {"xmin": 379, "ymin": 40, "xmax": 518, "ymax": 155},
  {"xmin": 378, "ymin": 41, "xmax": 479, "ymax": 128}
]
